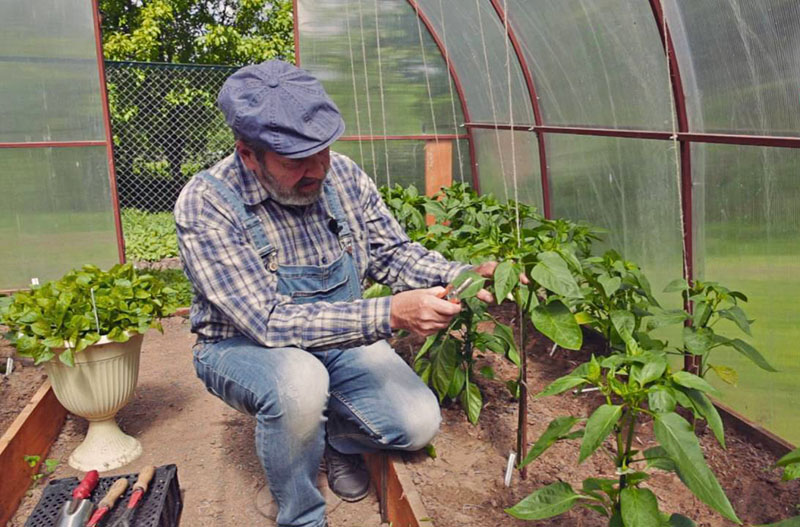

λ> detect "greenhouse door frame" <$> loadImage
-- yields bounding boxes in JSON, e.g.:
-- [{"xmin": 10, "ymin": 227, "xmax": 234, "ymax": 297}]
[{"xmin": 0, "ymin": 0, "xmax": 125, "ymax": 294}]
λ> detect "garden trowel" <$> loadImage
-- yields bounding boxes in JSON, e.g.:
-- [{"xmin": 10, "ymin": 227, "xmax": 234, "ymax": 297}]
[{"xmin": 54, "ymin": 470, "xmax": 99, "ymax": 527}]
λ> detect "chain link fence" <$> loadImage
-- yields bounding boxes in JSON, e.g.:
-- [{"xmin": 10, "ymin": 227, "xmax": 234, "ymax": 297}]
[{"xmin": 105, "ymin": 61, "xmax": 239, "ymax": 212}]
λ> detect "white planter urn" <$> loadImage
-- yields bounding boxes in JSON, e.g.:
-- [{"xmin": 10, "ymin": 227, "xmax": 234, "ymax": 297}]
[{"xmin": 44, "ymin": 333, "xmax": 144, "ymax": 471}]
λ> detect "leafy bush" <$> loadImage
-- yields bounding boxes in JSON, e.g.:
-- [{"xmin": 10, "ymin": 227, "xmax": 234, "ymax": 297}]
[
  {"xmin": 1, "ymin": 264, "xmax": 178, "ymax": 366},
  {"xmin": 121, "ymin": 208, "xmax": 179, "ymax": 262},
  {"xmin": 146, "ymin": 268, "xmax": 194, "ymax": 308}
]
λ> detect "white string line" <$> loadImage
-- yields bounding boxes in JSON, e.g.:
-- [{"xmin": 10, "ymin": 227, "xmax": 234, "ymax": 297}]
[
  {"xmin": 436, "ymin": 0, "xmax": 465, "ymax": 182},
  {"xmin": 373, "ymin": 0, "xmax": 391, "ymax": 185},
  {"xmin": 357, "ymin": 0, "xmax": 379, "ymax": 183},
  {"xmin": 344, "ymin": 1, "xmax": 365, "ymax": 166},
  {"xmin": 662, "ymin": 6, "xmax": 689, "ymax": 283},
  {"xmin": 413, "ymin": 0, "xmax": 440, "ymax": 143},
  {"xmin": 475, "ymin": 0, "xmax": 509, "ymax": 199},
  {"xmin": 500, "ymin": 0, "xmax": 525, "ymax": 391},
  {"xmin": 502, "ymin": 0, "xmax": 521, "ymax": 248}
]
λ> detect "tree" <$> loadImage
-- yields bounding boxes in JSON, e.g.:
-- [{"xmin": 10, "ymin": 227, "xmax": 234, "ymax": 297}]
[{"xmin": 99, "ymin": 0, "xmax": 294, "ymax": 66}]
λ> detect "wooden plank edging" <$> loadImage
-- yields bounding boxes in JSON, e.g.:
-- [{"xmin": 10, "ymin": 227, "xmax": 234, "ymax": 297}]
[
  {"xmin": 0, "ymin": 380, "xmax": 67, "ymax": 525},
  {"xmin": 364, "ymin": 452, "xmax": 433, "ymax": 527}
]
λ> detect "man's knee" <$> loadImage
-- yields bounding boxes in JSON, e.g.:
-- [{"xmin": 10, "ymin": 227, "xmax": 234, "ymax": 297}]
[
  {"xmin": 257, "ymin": 350, "xmax": 330, "ymax": 439},
  {"xmin": 394, "ymin": 388, "xmax": 442, "ymax": 451}
]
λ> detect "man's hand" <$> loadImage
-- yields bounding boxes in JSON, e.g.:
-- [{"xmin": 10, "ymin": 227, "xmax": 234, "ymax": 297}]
[
  {"xmin": 390, "ymin": 287, "xmax": 462, "ymax": 337},
  {"xmin": 473, "ymin": 261, "xmax": 530, "ymax": 303}
]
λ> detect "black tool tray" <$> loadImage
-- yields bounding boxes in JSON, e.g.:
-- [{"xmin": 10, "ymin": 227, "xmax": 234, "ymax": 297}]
[{"xmin": 25, "ymin": 464, "xmax": 181, "ymax": 527}]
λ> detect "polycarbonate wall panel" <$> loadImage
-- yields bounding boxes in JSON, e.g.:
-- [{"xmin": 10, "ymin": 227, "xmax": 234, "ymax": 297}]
[
  {"xmin": 472, "ymin": 130, "xmax": 542, "ymax": 211},
  {"xmin": 507, "ymin": 0, "xmax": 673, "ymax": 130},
  {"xmin": 415, "ymin": 0, "xmax": 534, "ymax": 125},
  {"xmin": 664, "ymin": 0, "xmax": 800, "ymax": 136},
  {"xmin": 695, "ymin": 143, "xmax": 800, "ymax": 444},
  {"xmin": 548, "ymin": 135, "xmax": 684, "ymax": 299},
  {"xmin": 332, "ymin": 139, "xmax": 469, "ymax": 191},
  {"xmin": 298, "ymin": 0, "xmax": 463, "ymax": 136},
  {"xmin": 0, "ymin": 0, "xmax": 105, "ymax": 142},
  {"xmin": 0, "ymin": 147, "xmax": 119, "ymax": 289}
]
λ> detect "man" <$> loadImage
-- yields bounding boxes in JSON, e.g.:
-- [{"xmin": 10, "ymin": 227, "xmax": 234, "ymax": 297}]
[{"xmin": 174, "ymin": 60, "xmax": 499, "ymax": 527}]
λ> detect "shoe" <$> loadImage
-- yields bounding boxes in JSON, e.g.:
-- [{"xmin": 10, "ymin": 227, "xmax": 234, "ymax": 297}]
[{"xmin": 324, "ymin": 445, "xmax": 370, "ymax": 502}]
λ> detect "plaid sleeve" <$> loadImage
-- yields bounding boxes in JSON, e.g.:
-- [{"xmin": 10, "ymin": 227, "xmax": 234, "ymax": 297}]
[
  {"xmin": 175, "ymin": 179, "xmax": 392, "ymax": 350},
  {"xmin": 355, "ymin": 169, "xmax": 472, "ymax": 291}
]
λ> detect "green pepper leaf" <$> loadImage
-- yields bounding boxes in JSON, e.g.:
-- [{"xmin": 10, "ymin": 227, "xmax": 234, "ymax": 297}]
[
  {"xmin": 672, "ymin": 371, "xmax": 721, "ymax": 396},
  {"xmin": 460, "ymin": 380, "xmax": 482, "ymax": 425},
  {"xmin": 531, "ymin": 252, "xmax": 582, "ymax": 298},
  {"xmin": 728, "ymin": 339, "xmax": 777, "ymax": 372},
  {"xmin": 531, "ymin": 300, "xmax": 583, "ymax": 350},
  {"xmin": 653, "ymin": 413, "xmax": 740, "ymax": 524},
  {"xmin": 520, "ymin": 416, "xmax": 582, "ymax": 468},
  {"xmin": 718, "ymin": 306, "xmax": 752, "ymax": 336},
  {"xmin": 536, "ymin": 374, "xmax": 587, "ymax": 398},
  {"xmin": 620, "ymin": 487, "xmax": 661, "ymax": 527},
  {"xmin": 579, "ymin": 404, "xmax": 622, "ymax": 464},
  {"xmin": 493, "ymin": 261, "xmax": 518, "ymax": 304},
  {"xmin": 667, "ymin": 513, "xmax": 697, "ymax": 527},
  {"xmin": 506, "ymin": 482, "xmax": 585, "ymax": 520}
]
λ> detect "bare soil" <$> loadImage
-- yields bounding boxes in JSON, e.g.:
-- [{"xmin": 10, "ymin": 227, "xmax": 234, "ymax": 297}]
[
  {"xmin": 0, "ymin": 335, "xmax": 47, "ymax": 438},
  {"xmin": 393, "ymin": 306, "xmax": 800, "ymax": 527}
]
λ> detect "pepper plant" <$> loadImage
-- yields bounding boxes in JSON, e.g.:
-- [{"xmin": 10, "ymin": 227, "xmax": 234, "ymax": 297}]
[
  {"xmin": 413, "ymin": 270, "xmax": 519, "ymax": 424},
  {"xmin": 508, "ymin": 311, "xmax": 742, "ymax": 525},
  {"xmin": 650, "ymin": 278, "xmax": 776, "ymax": 384}
]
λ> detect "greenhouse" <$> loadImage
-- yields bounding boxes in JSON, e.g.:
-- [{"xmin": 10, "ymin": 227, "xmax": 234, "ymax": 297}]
[{"xmin": 1, "ymin": 1, "xmax": 799, "ymax": 526}]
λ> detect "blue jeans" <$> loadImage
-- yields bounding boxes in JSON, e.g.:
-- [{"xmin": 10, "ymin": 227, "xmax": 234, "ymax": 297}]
[{"xmin": 193, "ymin": 338, "xmax": 441, "ymax": 527}]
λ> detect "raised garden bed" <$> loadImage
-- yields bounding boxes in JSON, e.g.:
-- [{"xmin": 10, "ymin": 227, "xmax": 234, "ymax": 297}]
[{"xmin": 392, "ymin": 307, "xmax": 800, "ymax": 527}]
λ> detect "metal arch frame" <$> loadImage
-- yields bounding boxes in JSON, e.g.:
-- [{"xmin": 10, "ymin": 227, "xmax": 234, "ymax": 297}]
[
  {"xmin": 92, "ymin": 0, "xmax": 126, "ymax": 263},
  {"xmin": 404, "ymin": 0, "xmax": 480, "ymax": 190},
  {"xmin": 488, "ymin": 0, "xmax": 551, "ymax": 218},
  {"xmin": 292, "ymin": 0, "xmax": 481, "ymax": 191}
]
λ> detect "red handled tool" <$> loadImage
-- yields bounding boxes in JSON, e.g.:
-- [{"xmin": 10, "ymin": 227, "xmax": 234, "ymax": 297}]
[
  {"xmin": 437, "ymin": 277, "xmax": 474, "ymax": 303},
  {"xmin": 85, "ymin": 477, "xmax": 128, "ymax": 526},
  {"xmin": 109, "ymin": 466, "xmax": 156, "ymax": 527},
  {"xmin": 54, "ymin": 470, "xmax": 100, "ymax": 527}
]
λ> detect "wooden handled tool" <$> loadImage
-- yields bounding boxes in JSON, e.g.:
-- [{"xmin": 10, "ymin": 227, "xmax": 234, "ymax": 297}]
[
  {"xmin": 109, "ymin": 466, "xmax": 157, "ymax": 527},
  {"xmin": 85, "ymin": 477, "xmax": 128, "ymax": 526}
]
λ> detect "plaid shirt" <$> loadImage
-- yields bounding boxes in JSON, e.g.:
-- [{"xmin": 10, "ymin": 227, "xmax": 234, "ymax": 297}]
[{"xmin": 174, "ymin": 151, "xmax": 469, "ymax": 351}]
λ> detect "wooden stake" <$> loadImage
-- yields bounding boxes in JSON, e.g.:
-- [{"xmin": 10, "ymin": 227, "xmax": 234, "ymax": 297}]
[{"xmin": 424, "ymin": 140, "xmax": 453, "ymax": 224}]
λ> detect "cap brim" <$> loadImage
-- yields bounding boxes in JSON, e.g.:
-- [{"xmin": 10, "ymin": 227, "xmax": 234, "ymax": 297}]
[{"xmin": 281, "ymin": 118, "xmax": 346, "ymax": 159}]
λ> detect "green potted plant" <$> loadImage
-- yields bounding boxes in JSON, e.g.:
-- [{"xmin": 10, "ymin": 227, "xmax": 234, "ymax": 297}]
[{"xmin": 1, "ymin": 263, "xmax": 177, "ymax": 471}]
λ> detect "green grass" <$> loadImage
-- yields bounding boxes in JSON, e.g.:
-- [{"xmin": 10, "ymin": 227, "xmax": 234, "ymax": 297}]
[
  {"xmin": 703, "ymin": 251, "xmax": 800, "ymax": 445},
  {"xmin": 146, "ymin": 268, "xmax": 193, "ymax": 307}
]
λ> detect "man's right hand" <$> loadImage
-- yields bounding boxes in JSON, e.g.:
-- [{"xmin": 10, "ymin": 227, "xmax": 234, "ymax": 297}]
[{"xmin": 390, "ymin": 287, "xmax": 462, "ymax": 337}]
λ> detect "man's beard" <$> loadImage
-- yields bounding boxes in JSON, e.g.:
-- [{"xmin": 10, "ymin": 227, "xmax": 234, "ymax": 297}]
[{"xmin": 257, "ymin": 159, "xmax": 323, "ymax": 206}]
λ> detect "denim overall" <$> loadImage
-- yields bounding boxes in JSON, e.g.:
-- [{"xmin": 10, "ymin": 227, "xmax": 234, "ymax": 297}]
[{"xmin": 192, "ymin": 173, "xmax": 441, "ymax": 527}]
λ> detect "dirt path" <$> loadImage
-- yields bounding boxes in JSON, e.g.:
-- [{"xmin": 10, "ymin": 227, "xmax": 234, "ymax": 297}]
[{"xmin": 9, "ymin": 317, "xmax": 385, "ymax": 527}]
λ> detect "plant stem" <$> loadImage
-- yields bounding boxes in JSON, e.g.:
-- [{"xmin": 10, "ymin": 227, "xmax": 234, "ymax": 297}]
[
  {"xmin": 517, "ymin": 282, "xmax": 535, "ymax": 479},
  {"xmin": 618, "ymin": 408, "xmax": 637, "ymax": 491}
]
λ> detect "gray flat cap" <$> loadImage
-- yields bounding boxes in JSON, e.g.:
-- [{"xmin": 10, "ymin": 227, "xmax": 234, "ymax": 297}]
[{"xmin": 217, "ymin": 60, "xmax": 345, "ymax": 158}]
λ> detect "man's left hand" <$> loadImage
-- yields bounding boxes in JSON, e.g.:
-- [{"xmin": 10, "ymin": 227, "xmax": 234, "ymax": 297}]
[{"xmin": 472, "ymin": 261, "xmax": 530, "ymax": 304}]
